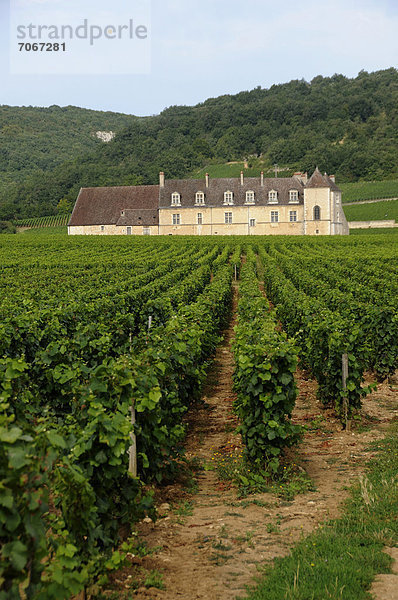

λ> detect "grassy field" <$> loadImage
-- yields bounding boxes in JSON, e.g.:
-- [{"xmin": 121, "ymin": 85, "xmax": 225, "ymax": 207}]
[
  {"xmin": 243, "ymin": 422, "xmax": 398, "ymax": 600},
  {"xmin": 343, "ymin": 199, "xmax": 398, "ymax": 222},
  {"xmin": 20, "ymin": 225, "xmax": 68, "ymax": 235},
  {"xmin": 350, "ymin": 228, "xmax": 398, "ymax": 235}
]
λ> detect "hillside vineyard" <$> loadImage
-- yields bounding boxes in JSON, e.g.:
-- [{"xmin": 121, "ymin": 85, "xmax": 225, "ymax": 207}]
[{"xmin": 68, "ymin": 168, "xmax": 349, "ymax": 236}]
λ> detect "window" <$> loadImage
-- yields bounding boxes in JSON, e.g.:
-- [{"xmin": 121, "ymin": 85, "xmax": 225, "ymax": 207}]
[
  {"xmin": 195, "ymin": 191, "xmax": 205, "ymax": 205},
  {"xmin": 224, "ymin": 191, "xmax": 234, "ymax": 205},
  {"xmin": 314, "ymin": 205, "xmax": 321, "ymax": 220},
  {"xmin": 245, "ymin": 191, "xmax": 255, "ymax": 204},
  {"xmin": 335, "ymin": 193, "xmax": 341, "ymax": 204},
  {"xmin": 249, "ymin": 218, "xmax": 256, "ymax": 227},
  {"xmin": 126, "ymin": 226, "xmax": 132, "ymax": 235},
  {"xmin": 289, "ymin": 190, "xmax": 299, "ymax": 203},
  {"xmin": 224, "ymin": 212, "xmax": 233, "ymax": 224},
  {"xmin": 172, "ymin": 214, "xmax": 181, "ymax": 225},
  {"xmin": 289, "ymin": 211, "xmax": 297, "ymax": 222},
  {"xmin": 100, "ymin": 225, "xmax": 105, "ymax": 232},
  {"xmin": 268, "ymin": 190, "xmax": 278, "ymax": 204},
  {"xmin": 171, "ymin": 192, "xmax": 181, "ymax": 206},
  {"xmin": 271, "ymin": 211, "xmax": 279, "ymax": 223},
  {"xmin": 143, "ymin": 227, "xmax": 151, "ymax": 236},
  {"xmin": 197, "ymin": 213, "xmax": 203, "ymax": 225}
]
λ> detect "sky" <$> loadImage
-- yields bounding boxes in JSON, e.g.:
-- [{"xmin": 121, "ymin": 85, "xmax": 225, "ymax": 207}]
[{"xmin": 0, "ymin": 0, "xmax": 398, "ymax": 116}]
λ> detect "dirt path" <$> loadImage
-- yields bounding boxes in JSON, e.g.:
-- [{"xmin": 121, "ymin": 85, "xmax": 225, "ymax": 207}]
[
  {"xmin": 108, "ymin": 288, "xmax": 398, "ymax": 600},
  {"xmin": 343, "ymin": 197, "xmax": 398, "ymax": 206},
  {"xmin": 371, "ymin": 547, "xmax": 398, "ymax": 600}
]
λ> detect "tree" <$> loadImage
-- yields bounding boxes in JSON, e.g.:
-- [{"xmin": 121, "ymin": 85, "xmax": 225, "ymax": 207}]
[
  {"xmin": 57, "ymin": 197, "xmax": 73, "ymax": 214},
  {"xmin": 0, "ymin": 221, "xmax": 16, "ymax": 234}
]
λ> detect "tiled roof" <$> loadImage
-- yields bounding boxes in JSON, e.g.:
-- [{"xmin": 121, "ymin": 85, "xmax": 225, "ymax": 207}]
[
  {"xmin": 159, "ymin": 177, "xmax": 305, "ymax": 208},
  {"xmin": 116, "ymin": 209, "xmax": 159, "ymax": 226},
  {"xmin": 69, "ymin": 185, "xmax": 159, "ymax": 226}
]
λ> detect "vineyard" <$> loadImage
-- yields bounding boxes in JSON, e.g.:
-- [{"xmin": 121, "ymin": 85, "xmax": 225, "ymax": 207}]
[
  {"xmin": 342, "ymin": 198, "xmax": 398, "ymax": 222},
  {"xmin": 339, "ymin": 179, "xmax": 398, "ymax": 203},
  {"xmin": 0, "ymin": 233, "xmax": 397, "ymax": 599},
  {"xmin": 14, "ymin": 214, "xmax": 71, "ymax": 229}
]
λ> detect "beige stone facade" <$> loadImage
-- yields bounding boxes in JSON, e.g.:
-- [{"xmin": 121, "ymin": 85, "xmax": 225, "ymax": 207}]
[
  {"xmin": 158, "ymin": 206, "xmax": 305, "ymax": 236},
  {"xmin": 68, "ymin": 224, "xmax": 158, "ymax": 236}
]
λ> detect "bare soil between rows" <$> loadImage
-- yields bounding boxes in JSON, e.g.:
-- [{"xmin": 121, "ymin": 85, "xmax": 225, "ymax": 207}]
[{"xmin": 106, "ymin": 285, "xmax": 398, "ymax": 600}]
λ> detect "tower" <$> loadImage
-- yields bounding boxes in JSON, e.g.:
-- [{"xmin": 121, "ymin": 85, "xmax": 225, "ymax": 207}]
[{"xmin": 303, "ymin": 168, "xmax": 348, "ymax": 235}]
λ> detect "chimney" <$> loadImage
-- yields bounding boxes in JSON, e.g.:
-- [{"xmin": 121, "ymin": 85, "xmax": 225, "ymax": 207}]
[
  {"xmin": 260, "ymin": 171, "xmax": 264, "ymax": 186},
  {"xmin": 240, "ymin": 171, "xmax": 244, "ymax": 185},
  {"xmin": 205, "ymin": 173, "xmax": 209, "ymax": 188},
  {"xmin": 329, "ymin": 174, "xmax": 336, "ymax": 183},
  {"xmin": 159, "ymin": 171, "xmax": 165, "ymax": 187},
  {"xmin": 293, "ymin": 171, "xmax": 308, "ymax": 185}
]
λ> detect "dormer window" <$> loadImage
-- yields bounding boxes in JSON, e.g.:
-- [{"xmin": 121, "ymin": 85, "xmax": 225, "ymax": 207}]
[
  {"xmin": 224, "ymin": 191, "xmax": 234, "ymax": 205},
  {"xmin": 171, "ymin": 192, "xmax": 181, "ymax": 206},
  {"xmin": 195, "ymin": 191, "xmax": 205, "ymax": 205},
  {"xmin": 245, "ymin": 191, "xmax": 255, "ymax": 204},
  {"xmin": 121, "ymin": 210, "xmax": 125, "ymax": 216},
  {"xmin": 289, "ymin": 190, "xmax": 299, "ymax": 203},
  {"xmin": 268, "ymin": 190, "xmax": 278, "ymax": 204}
]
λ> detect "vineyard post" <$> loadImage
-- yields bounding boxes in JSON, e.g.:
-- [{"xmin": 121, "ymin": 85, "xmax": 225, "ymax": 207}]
[
  {"xmin": 128, "ymin": 404, "xmax": 137, "ymax": 477},
  {"xmin": 234, "ymin": 265, "xmax": 237, "ymax": 281},
  {"xmin": 342, "ymin": 353, "xmax": 350, "ymax": 431},
  {"xmin": 148, "ymin": 315, "xmax": 152, "ymax": 330}
]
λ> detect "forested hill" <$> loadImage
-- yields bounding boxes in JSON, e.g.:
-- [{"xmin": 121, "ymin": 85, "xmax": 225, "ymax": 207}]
[
  {"xmin": 0, "ymin": 105, "xmax": 136, "ymax": 216},
  {"xmin": 2, "ymin": 68, "xmax": 398, "ymax": 220},
  {"xmin": 0, "ymin": 105, "xmax": 136, "ymax": 181}
]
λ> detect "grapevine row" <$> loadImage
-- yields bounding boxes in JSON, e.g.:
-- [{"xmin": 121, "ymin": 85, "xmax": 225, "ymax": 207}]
[
  {"xmin": 13, "ymin": 214, "xmax": 71, "ymax": 228},
  {"xmin": 233, "ymin": 248, "xmax": 301, "ymax": 474}
]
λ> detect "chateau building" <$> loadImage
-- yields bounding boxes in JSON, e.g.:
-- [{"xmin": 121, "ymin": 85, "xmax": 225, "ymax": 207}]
[{"xmin": 68, "ymin": 168, "xmax": 349, "ymax": 236}]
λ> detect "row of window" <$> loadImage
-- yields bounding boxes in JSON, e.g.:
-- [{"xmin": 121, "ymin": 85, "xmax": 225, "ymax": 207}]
[
  {"xmin": 101, "ymin": 206, "xmax": 322, "ymax": 231},
  {"xmin": 101, "ymin": 225, "xmax": 152, "ymax": 235},
  {"xmin": 171, "ymin": 190, "xmax": 300, "ymax": 206},
  {"xmin": 172, "ymin": 210, "xmax": 300, "ymax": 225}
]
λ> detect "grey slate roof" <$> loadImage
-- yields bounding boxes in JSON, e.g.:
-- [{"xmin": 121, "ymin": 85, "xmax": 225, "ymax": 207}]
[
  {"xmin": 305, "ymin": 167, "xmax": 341, "ymax": 192},
  {"xmin": 305, "ymin": 167, "xmax": 328, "ymax": 188},
  {"xmin": 116, "ymin": 209, "xmax": 159, "ymax": 227},
  {"xmin": 159, "ymin": 176, "xmax": 305, "ymax": 208}
]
